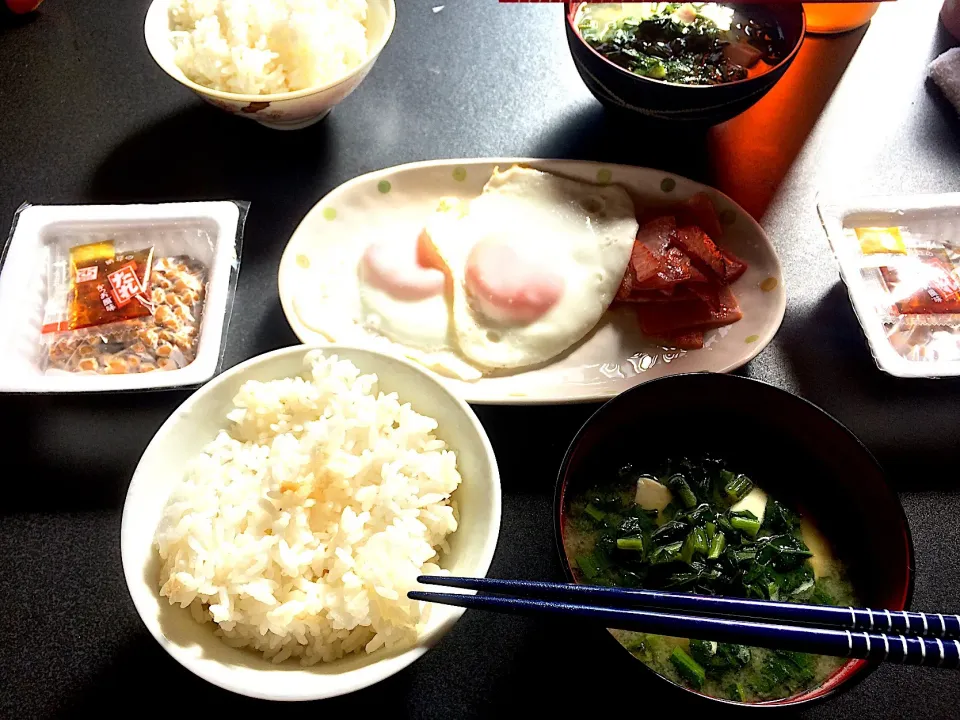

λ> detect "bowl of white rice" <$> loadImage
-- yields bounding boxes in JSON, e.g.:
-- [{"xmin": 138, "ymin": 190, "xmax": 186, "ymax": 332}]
[
  {"xmin": 144, "ymin": 0, "xmax": 396, "ymax": 130},
  {"xmin": 121, "ymin": 345, "xmax": 501, "ymax": 700}
]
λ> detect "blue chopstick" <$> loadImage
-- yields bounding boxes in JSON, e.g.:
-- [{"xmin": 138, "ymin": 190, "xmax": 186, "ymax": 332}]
[
  {"xmin": 417, "ymin": 575, "xmax": 960, "ymax": 639},
  {"xmin": 409, "ymin": 578, "xmax": 960, "ymax": 668}
]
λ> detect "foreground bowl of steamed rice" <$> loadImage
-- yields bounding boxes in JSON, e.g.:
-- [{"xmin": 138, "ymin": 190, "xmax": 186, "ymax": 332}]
[
  {"xmin": 121, "ymin": 345, "xmax": 501, "ymax": 701},
  {"xmin": 144, "ymin": 0, "xmax": 397, "ymax": 130}
]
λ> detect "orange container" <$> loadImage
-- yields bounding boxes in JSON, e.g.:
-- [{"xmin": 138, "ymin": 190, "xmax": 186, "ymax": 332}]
[{"xmin": 803, "ymin": 2, "xmax": 881, "ymax": 33}]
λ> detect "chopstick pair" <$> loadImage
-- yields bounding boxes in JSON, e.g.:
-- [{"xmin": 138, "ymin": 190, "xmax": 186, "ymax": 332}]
[{"xmin": 409, "ymin": 576, "xmax": 960, "ymax": 668}]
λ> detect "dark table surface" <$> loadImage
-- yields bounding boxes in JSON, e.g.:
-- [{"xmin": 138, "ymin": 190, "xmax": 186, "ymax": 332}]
[{"xmin": 2, "ymin": 0, "xmax": 960, "ymax": 717}]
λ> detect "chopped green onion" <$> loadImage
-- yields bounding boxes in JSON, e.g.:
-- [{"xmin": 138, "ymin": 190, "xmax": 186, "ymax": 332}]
[
  {"xmin": 680, "ymin": 526, "xmax": 709, "ymax": 564},
  {"xmin": 707, "ymin": 531, "xmax": 726, "ymax": 560},
  {"xmin": 729, "ymin": 682, "xmax": 746, "ymax": 702},
  {"xmin": 694, "ymin": 526, "xmax": 709, "ymax": 552},
  {"xmin": 730, "ymin": 511, "xmax": 761, "ymax": 538},
  {"xmin": 584, "ymin": 503, "xmax": 605, "ymax": 523},
  {"xmin": 670, "ymin": 646, "xmax": 706, "ymax": 689},
  {"xmin": 576, "ymin": 554, "xmax": 602, "ymax": 580},
  {"xmin": 634, "ymin": 55, "xmax": 667, "ymax": 80},
  {"xmin": 666, "ymin": 474, "xmax": 698, "ymax": 509},
  {"xmin": 616, "ymin": 536, "xmax": 645, "ymax": 552},
  {"xmin": 724, "ymin": 473, "xmax": 754, "ymax": 502}
]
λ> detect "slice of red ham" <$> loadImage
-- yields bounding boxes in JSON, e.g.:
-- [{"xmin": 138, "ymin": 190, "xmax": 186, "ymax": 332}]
[
  {"xmin": 651, "ymin": 329, "xmax": 705, "ymax": 350},
  {"xmin": 634, "ymin": 247, "xmax": 693, "ymax": 289},
  {"xmin": 630, "ymin": 217, "xmax": 709, "ymax": 290},
  {"xmin": 633, "ymin": 285, "xmax": 742, "ymax": 336},
  {"xmin": 617, "ymin": 219, "xmax": 669, "ymax": 299},
  {"xmin": 636, "ymin": 216, "xmax": 675, "ymax": 261},
  {"xmin": 673, "ymin": 225, "xmax": 727, "ymax": 279},
  {"xmin": 676, "ymin": 192, "xmax": 724, "ymax": 243},
  {"xmin": 688, "ymin": 281, "xmax": 723, "ymax": 311},
  {"xmin": 613, "ymin": 198, "xmax": 748, "ymax": 349},
  {"xmin": 630, "ymin": 232, "xmax": 662, "ymax": 284},
  {"xmin": 636, "ymin": 193, "xmax": 725, "ymax": 243},
  {"xmin": 720, "ymin": 248, "xmax": 748, "ymax": 284},
  {"xmin": 617, "ymin": 286, "xmax": 699, "ymax": 303}
]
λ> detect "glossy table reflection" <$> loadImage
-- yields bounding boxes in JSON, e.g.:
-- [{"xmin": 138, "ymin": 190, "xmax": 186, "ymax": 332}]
[{"xmin": 1, "ymin": 0, "xmax": 959, "ymax": 717}]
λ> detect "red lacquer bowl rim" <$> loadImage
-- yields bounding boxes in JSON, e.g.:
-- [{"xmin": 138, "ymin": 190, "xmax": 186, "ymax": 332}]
[
  {"xmin": 553, "ymin": 372, "xmax": 915, "ymax": 709},
  {"xmin": 564, "ymin": 1, "xmax": 807, "ymax": 91}
]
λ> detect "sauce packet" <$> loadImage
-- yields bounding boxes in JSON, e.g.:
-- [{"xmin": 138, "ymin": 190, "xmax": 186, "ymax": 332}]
[
  {"xmin": 43, "ymin": 241, "xmax": 153, "ymax": 331},
  {"xmin": 819, "ymin": 193, "xmax": 960, "ymax": 377},
  {"xmin": 43, "ymin": 241, "xmax": 207, "ymax": 375}
]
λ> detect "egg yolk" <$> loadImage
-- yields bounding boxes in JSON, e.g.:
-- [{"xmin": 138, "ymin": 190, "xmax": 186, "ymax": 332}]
[
  {"xmin": 360, "ymin": 236, "xmax": 445, "ymax": 301},
  {"xmin": 464, "ymin": 238, "xmax": 565, "ymax": 324}
]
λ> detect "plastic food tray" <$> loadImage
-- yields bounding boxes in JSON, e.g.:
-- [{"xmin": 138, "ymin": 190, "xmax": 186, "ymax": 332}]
[
  {"xmin": 0, "ymin": 201, "xmax": 244, "ymax": 392},
  {"xmin": 819, "ymin": 192, "xmax": 960, "ymax": 378}
]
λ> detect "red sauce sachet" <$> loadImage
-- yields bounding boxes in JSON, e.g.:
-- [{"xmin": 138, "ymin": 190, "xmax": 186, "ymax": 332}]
[{"xmin": 879, "ymin": 250, "xmax": 960, "ymax": 316}]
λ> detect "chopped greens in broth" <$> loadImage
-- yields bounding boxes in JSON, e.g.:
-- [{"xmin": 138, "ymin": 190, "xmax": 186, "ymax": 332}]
[
  {"xmin": 576, "ymin": 2, "xmax": 786, "ymax": 86},
  {"xmin": 563, "ymin": 455, "xmax": 857, "ymax": 703}
]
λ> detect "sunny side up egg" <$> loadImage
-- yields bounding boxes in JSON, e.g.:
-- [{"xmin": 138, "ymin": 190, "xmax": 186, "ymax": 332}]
[
  {"xmin": 357, "ymin": 235, "xmax": 449, "ymax": 352},
  {"xmin": 352, "ymin": 231, "xmax": 485, "ymax": 381},
  {"xmin": 293, "ymin": 220, "xmax": 484, "ymax": 381},
  {"xmin": 421, "ymin": 166, "xmax": 639, "ymax": 370}
]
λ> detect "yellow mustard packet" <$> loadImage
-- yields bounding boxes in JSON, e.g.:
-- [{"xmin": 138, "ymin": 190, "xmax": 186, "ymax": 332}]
[{"xmin": 855, "ymin": 226, "xmax": 907, "ymax": 255}]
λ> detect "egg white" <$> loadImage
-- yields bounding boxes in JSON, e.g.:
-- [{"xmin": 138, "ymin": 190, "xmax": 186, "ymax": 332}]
[
  {"xmin": 357, "ymin": 248, "xmax": 453, "ymax": 352},
  {"xmin": 423, "ymin": 166, "xmax": 639, "ymax": 370},
  {"xmin": 291, "ymin": 232, "xmax": 483, "ymax": 382}
]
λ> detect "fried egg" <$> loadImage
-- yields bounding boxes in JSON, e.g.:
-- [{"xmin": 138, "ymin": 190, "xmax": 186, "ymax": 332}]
[
  {"xmin": 357, "ymin": 234, "xmax": 449, "ymax": 350},
  {"xmin": 421, "ymin": 166, "xmax": 639, "ymax": 369},
  {"xmin": 354, "ymin": 230, "xmax": 484, "ymax": 380},
  {"xmin": 292, "ymin": 225, "xmax": 484, "ymax": 382}
]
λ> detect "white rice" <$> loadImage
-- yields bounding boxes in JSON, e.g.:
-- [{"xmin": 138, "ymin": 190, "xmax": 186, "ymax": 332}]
[
  {"xmin": 169, "ymin": 0, "xmax": 370, "ymax": 95},
  {"xmin": 154, "ymin": 351, "xmax": 462, "ymax": 665}
]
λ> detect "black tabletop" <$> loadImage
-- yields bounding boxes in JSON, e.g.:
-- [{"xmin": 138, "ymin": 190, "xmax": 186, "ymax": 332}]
[{"xmin": 2, "ymin": 0, "xmax": 960, "ymax": 717}]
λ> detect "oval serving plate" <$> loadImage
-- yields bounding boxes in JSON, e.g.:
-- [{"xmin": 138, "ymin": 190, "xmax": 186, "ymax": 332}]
[{"xmin": 278, "ymin": 158, "xmax": 786, "ymax": 405}]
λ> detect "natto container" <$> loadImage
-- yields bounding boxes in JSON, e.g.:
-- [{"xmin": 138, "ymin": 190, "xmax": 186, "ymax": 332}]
[{"xmin": 0, "ymin": 201, "xmax": 246, "ymax": 392}]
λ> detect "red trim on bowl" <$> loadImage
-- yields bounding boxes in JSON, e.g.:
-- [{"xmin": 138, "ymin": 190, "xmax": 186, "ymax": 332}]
[{"xmin": 565, "ymin": 1, "xmax": 807, "ymax": 90}]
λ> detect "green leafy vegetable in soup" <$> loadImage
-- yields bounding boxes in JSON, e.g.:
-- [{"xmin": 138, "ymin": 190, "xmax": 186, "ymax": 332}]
[
  {"xmin": 563, "ymin": 455, "xmax": 857, "ymax": 703},
  {"xmin": 576, "ymin": 3, "xmax": 786, "ymax": 86}
]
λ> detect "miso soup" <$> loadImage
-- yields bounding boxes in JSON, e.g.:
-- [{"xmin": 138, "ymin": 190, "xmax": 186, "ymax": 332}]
[
  {"xmin": 576, "ymin": 3, "xmax": 789, "ymax": 86},
  {"xmin": 562, "ymin": 455, "xmax": 857, "ymax": 703}
]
